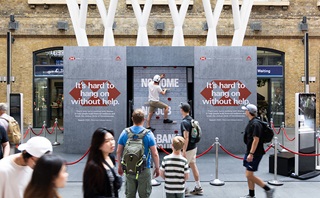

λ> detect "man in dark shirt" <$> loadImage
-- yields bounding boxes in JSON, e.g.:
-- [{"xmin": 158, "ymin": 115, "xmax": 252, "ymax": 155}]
[
  {"xmin": 179, "ymin": 102, "xmax": 203, "ymax": 195},
  {"xmin": 241, "ymin": 104, "xmax": 274, "ymax": 198},
  {"xmin": 0, "ymin": 125, "xmax": 9, "ymax": 159}
]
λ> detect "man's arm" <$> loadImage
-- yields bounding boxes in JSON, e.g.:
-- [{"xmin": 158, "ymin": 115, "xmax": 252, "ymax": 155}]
[
  {"xmin": 160, "ymin": 89, "xmax": 167, "ymax": 95},
  {"xmin": 116, "ymin": 144, "xmax": 124, "ymax": 175},
  {"xmin": 182, "ymin": 130, "xmax": 189, "ymax": 157},
  {"xmin": 150, "ymin": 145, "xmax": 160, "ymax": 178},
  {"xmin": 2, "ymin": 142, "xmax": 9, "ymax": 158},
  {"xmin": 247, "ymin": 136, "xmax": 259, "ymax": 162}
]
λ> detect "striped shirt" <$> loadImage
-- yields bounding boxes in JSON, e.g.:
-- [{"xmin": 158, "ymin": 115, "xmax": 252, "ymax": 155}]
[{"xmin": 160, "ymin": 154, "xmax": 189, "ymax": 194}]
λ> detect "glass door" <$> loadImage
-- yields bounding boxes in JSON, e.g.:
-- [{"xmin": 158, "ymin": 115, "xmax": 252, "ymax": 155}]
[
  {"xmin": 270, "ymin": 79, "xmax": 284, "ymax": 126},
  {"xmin": 49, "ymin": 79, "xmax": 63, "ymax": 127},
  {"xmin": 33, "ymin": 78, "xmax": 48, "ymax": 128}
]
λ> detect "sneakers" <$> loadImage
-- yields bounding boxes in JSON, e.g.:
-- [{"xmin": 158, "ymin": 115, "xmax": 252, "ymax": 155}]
[
  {"xmin": 265, "ymin": 188, "xmax": 275, "ymax": 198},
  {"xmin": 184, "ymin": 188, "xmax": 190, "ymax": 196},
  {"xmin": 240, "ymin": 195, "xmax": 256, "ymax": 198},
  {"xmin": 189, "ymin": 187, "xmax": 203, "ymax": 195},
  {"xmin": 163, "ymin": 119, "xmax": 173, "ymax": 124},
  {"xmin": 146, "ymin": 127, "xmax": 155, "ymax": 132}
]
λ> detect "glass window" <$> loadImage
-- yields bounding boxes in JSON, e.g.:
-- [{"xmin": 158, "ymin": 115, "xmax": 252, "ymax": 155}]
[
  {"xmin": 257, "ymin": 49, "xmax": 284, "ymax": 127},
  {"xmin": 35, "ymin": 50, "xmax": 63, "ymax": 65}
]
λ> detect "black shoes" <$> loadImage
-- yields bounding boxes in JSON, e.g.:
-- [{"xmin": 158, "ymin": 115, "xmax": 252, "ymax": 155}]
[
  {"xmin": 163, "ymin": 119, "xmax": 173, "ymax": 124},
  {"xmin": 146, "ymin": 127, "xmax": 155, "ymax": 132}
]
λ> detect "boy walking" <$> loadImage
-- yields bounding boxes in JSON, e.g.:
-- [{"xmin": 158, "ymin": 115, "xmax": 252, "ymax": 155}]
[{"xmin": 160, "ymin": 136, "xmax": 189, "ymax": 198}]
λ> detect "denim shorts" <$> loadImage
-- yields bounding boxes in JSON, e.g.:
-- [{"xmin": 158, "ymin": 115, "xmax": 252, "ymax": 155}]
[{"xmin": 243, "ymin": 154, "xmax": 263, "ymax": 172}]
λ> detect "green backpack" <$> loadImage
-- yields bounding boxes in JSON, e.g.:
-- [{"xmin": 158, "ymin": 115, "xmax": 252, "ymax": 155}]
[{"xmin": 121, "ymin": 128, "xmax": 149, "ymax": 179}]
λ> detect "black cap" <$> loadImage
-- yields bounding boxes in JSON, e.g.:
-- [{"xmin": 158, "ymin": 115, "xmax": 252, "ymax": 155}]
[{"xmin": 179, "ymin": 102, "xmax": 190, "ymax": 113}]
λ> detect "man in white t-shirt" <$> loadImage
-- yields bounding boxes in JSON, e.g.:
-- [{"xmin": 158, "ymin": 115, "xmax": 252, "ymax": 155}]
[
  {"xmin": 146, "ymin": 74, "xmax": 173, "ymax": 131},
  {"xmin": 0, "ymin": 136, "xmax": 53, "ymax": 198}
]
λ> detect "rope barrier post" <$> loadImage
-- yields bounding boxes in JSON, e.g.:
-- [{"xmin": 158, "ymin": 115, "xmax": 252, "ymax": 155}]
[
  {"xmin": 316, "ymin": 129, "xmax": 320, "ymax": 170},
  {"xmin": 52, "ymin": 118, "xmax": 60, "ymax": 146},
  {"xmin": 210, "ymin": 137, "xmax": 225, "ymax": 186},
  {"xmin": 43, "ymin": 121, "xmax": 47, "ymax": 137},
  {"xmin": 268, "ymin": 137, "xmax": 283, "ymax": 186},
  {"xmin": 280, "ymin": 122, "xmax": 287, "ymax": 152}
]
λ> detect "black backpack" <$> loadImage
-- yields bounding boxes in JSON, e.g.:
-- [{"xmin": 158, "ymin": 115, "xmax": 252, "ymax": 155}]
[
  {"xmin": 183, "ymin": 119, "xmax": 202, "ymax": 143},
  {"xmin": 256, "ymin": 119, "xmax": 274, "ymax": 143}
]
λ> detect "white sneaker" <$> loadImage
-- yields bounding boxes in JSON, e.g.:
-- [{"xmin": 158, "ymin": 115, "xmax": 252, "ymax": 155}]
[
  {"xmin": 265, "ymin": 188, "xmax": 275, "ymax": 198},
  {"xmin": 240, "ymin": 195, "xmax": 256, "ymax": 198}
]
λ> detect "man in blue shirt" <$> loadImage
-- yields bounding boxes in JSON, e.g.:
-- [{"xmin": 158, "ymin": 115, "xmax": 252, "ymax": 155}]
[{"xmin": 117, "ymin": 108, "xmax": 160, "ymax": 198}]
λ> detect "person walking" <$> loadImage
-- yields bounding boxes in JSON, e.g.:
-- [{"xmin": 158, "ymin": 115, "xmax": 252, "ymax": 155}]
[
  {"xmin": 0, "ymin": 125, "xmax": 9, "ymax": 159},
  {"xmin": 146, "ymin": 74, "xmax": 173, "ymax": 131},
  {"xmin": 160, "ymin": 136, "xmax": 189, "ymax": 198},
  {"xmin": 179, "ymin": 102, "xmax": 203, "ymax": 195},
  {"xmin": 0, "ymin": 136, "xmax": 53, "ymax": 198},
  {"xmin": 83, "ymin": 128, "xmax": 121, "ymax": 198},
  {"xmin": 24, "ymin": 154, "xmax": 68, "ymax": 198},
  {"xmin": 0, "ymin": 103, "xmax": 18, "ymax": 154},
  {"xmin": 117, "ymin": 108, "xmax": 160, "ymax": 198},
  {"xmin": 241, "ymin": 104, "xmax": 275, "ymax": 198}
]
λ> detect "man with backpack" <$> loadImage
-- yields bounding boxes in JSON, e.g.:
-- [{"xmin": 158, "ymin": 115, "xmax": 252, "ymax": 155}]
[
  {"xmin": 179, "ymin": 102, "xmax": 203, "ymax": 195},
  {"xmin": 0, "ymin": 103, "xmax": 21, "ymax": 154},
  {"xmin": 117, "ymin": 108, "xmax": 160, "ymax": 198},
  {"xmin": 241, "ymin": 104, "xmax": 274, "ymax": 198}
]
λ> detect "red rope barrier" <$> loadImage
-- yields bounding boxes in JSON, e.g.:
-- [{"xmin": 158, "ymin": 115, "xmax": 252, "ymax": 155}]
[
  {"xmin": 57, "ymin": 123, "xmax": 64, "ymax": 132},
  {"xmin": 45, "ymin": 123, "xmax": 56, "ymax": 135},
  {"xmin": 196, "ymin": 145, "xmax": 213, "ymax": 158},
  {"xmin": 264, "ymin": 144, "xmax": 274, "ymax": 153},
  {"xmin": 30, "ymin": 126, "xmax": 44, "ymax": 136},
  {"xmin": 219, "ymin": 144, "xmax": 274, "ymax": 160},
  {"xmin": 23, "ymin": 129, "xmax": 29, "ymax": 139},
  {"xmin": 271, "ymin": 123, "xmax": 281, "ymax": 135},
  {"xmin": 66, "ymin": 148, "xmax": 90, "ymax": 165},
  {"xmin": 283, "ymin": 128, "xmax": 295, "ymax": 141},
  {"xmin": 158, "ymin": 146, "xmax": 170, "ymax": 155},
  {"xmin": 279, "ymin": 144, "xmax": 320, "ymax": 156},
  {"xmin": 219, "ymin": 145, "xmax": 244, "ymax": 160}
]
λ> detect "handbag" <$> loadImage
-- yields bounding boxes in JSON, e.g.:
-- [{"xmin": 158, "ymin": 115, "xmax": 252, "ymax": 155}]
[{"xmin": 103, "ymin": 160, "xmax": 123, "ymax": 190}]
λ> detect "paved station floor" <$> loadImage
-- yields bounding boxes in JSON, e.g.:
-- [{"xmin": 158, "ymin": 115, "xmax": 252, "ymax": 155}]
[{"xmin": 22, "ymin": 127, "xmax": 320, "ymax": 198}]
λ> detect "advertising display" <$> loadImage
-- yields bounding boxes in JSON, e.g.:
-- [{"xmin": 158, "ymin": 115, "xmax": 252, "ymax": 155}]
[
  {"xmin": 63, "ymin": 47, "xmax": 127, "ymax": 153},
  {"xmin": 194, "ymin": 47, "xmax": 257, "ymax": 153},
  {"xmin": 294, "ymin": 93, "xmax": 316, "ymax": 176},
  {"xmin": 133, "ymin": 67, "xmax": 188, "ymax": 148}
]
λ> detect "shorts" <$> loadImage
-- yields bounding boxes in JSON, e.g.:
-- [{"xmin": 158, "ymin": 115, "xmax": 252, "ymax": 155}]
[
  {"xmin": 243, "ymin": 154, "xmax": 263, "ymax": 172},
  {"xmin": 148, "ymin": 101, "xmax": 167, "ymax": 113},
  {"xmin": 186, "ymin": 148, "xmax": 197, "ymax": 164}
]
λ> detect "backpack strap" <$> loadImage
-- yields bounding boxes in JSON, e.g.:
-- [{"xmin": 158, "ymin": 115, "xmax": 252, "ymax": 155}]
[
  {"xmin": 0, "ymin": 117, "xmax": 9, "ymax": 123},
  {"xmin": 125, "ymin": 128, "xmax": 149, "ymax": 139}
]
